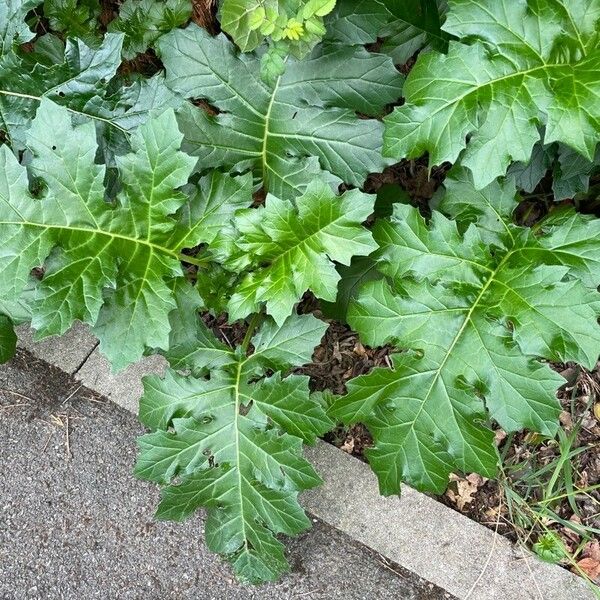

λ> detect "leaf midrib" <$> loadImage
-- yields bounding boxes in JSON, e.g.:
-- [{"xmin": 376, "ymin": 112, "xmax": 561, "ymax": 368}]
[
  {"xmin": 402, "ymin": 251, "xmax": 513, "ymax": 443},
  {"xmin": 233, "ymin": 360, "xmax": 250, "ymax": 553},
  {"xmin": 0, "ymin": 218, "xmax": 181, "ymax": 262},
  {"xmin": 261, "ymin": 75, "xmax": 281, "ymax": 189}
]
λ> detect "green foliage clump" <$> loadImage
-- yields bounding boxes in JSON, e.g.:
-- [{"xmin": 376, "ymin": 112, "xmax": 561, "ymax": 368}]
[{"xmin": 0, "ymin": 0, "xmax": 599, "ymax": 584}]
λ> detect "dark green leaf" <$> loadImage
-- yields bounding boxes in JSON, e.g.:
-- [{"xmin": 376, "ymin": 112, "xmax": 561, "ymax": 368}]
[
  {"xmin": 330, "ymin": 196, "xmax": 600, "ymax": 494},
  {"xmin": 43, "ymin": 0, "xmax": 101, "ymax": 45},
  {"xmin": 108, "ymin": 0, "xmax": 192, "ymax": 59},
  {"xmin": 136, "ymin": 312, "xmax": 332, "ymax": 582},
  {"xmin": 0, "ymin": 315, "xmax": 17, "ymax": 363},
  {"xmin": 327, "ymin": 0, "xmax": 449, "ymax": 64},
  {"xmin": 157, "ymin": 24, "xmax": 403, "ymax": 197}
]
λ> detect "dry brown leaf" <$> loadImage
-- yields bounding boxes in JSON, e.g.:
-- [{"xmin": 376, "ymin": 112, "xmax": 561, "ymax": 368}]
[
  {"xmin": 332, "ymin": 342, "xmax": 342, "ymax": 362},
  {"xmin": 583, "ymin": 540, "xmax": 600, "ymax": 561},
  {"xmin": 575, "ymin": 557, "xmax": 600, "ymax": 581},
  {"xmin": 446, "ymin": 473, "xmax": 487, "ymax": 510},
  {"xmin": 559, "ymin": 525, "xmax": 580, "ymax": 546},
  {"xmin": 559, "ymin": 410, "xmax": 573, "ymax": 428},
  {"xmin": 494, "ymin": 428, "xmax": 507, "ymax": 446},
  {"xmin": 340, "ymin": 437, "xmax": 355, "ymax": 454},
  {"xmin": 353, "ymin": 342, "xmax": 367, "ymax": 357}
]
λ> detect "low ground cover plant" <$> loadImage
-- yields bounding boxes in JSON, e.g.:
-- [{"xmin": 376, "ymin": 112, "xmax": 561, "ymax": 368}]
[{"xmin": 0, "ymin": 0, "xmax": 599, "ymax": 586}]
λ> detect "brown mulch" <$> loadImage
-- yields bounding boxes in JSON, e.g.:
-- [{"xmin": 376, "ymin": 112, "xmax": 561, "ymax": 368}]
[
  {"xmin": 363, "ymin": 158, "xmax": 451, "ymax": 210},
  {"xmin": 191, "ymin": 0, "xmax": 219, "ymax": 33},
  {"xmin": 298, "ymin": 320, "xmax": 393, "ymax": 395}
]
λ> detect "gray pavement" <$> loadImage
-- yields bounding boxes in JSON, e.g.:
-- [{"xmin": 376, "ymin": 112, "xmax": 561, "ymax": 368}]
[{"xmin": 0, "ymin": 351, "xmax": 450, "ymax": 600}]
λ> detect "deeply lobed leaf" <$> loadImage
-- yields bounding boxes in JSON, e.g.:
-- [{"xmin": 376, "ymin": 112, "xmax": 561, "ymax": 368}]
[
  {"xmin": 326, "ymin": 0, "xmax": 449, "ymax": 64},
  {"xmin": 0, "ymin": 0, "xmax": 42, "ymax": 57},
  {"xmin": 330, "ymin": 181, "xmax": 600, "ymax": 494},
  {"xmin": 224, "ymin": 179, "xmax": 377, "ymax": 324},
  {"xmin": 0, "ymin": 27, "xmax": 184, "ymax": 154},
  {"xmin": 384, "ymin": 0, "xmax": 600, "ymax": 189},
  {"xmin": 136, "ymin": 307, "xmax": 332, "ymax": 582},
  {"xmin": 0, "ymin": 100, "xmax": 253, "ymax": 370},
  {"xmin": 156, "ymin": 24, "xmax": 404, "ymax": 197},
  {"xmin": 108, "ymin": 0, "xmax": 192, "ymax": 59}
]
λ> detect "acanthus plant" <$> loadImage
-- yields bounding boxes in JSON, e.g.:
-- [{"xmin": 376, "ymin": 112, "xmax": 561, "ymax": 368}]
[{"xmin": 0, "ymin": 0, "xmax": 599, "ymax": 584}]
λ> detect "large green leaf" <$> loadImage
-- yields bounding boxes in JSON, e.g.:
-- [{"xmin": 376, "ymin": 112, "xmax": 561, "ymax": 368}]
[
  {"xmin": 0, "ymin": 100, "xmax": 252, "ymax": 370},
  {"xmin": 384, "ymin": 0, "xmax": 600, "ymax": 189},
  {"xmin": 0, "ymin": 315, "xmax": 17, "ymax": 363},
  {"xmin": 438, "ymin": 167, "xmax": 600, "ymax": 289},
  {"xmin": 136, "ymin": 310, "xmax": 332, "ymax": 582},
  {"xmin": 0, "ymin": 31, "xmax": 124, "ymax": 149},
  {"xmin": 0, "ymin": 0, "xmax": 42, "ymax": 57},
  {"xmin": 223, "ymin": 179, "xmax": 377, "ymax": 324},
  {"xmin": 326, "ymin": 0, "xmax": 449, "ymax": 64},
  {"xmin": 156, "ymin": 24, "xmax": 403, "ymax": 197},
  {"xmin": 330, "ymin": 197, "xmax": 600, "ymax": 495}
]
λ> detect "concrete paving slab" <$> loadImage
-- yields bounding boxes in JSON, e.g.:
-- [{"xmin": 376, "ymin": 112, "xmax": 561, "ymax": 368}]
[
  {"xmin": 0, "ymin": 354, "xmax": 448, "ymax": 600},
  {"xmin": 16, "ymin": 322, "xmax": 97, "ymax": 375},
  {"xmin": 75, "ymin": 348, "xmax": 167, "ymax": 413}
]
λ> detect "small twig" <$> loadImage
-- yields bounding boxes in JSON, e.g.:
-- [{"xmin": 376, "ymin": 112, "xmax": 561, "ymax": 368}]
[
  {"xmin": 0, "ymin": 387, "xmax": 36, "ymax": 403},
  {"xmin": 41, "ymin": 433, "xmax": 52, "ymax": 453},
  {"xmin": 377, "ymin": 555, "xmax": 406, "ymax": 578},
  {"xmin": 0, "ymin": 403, "xmax": 30, "ymax": 410},
  {"xmin": 84, "ymin": 396, "xmax": 107, "ymax": 405},
  {"xmin": 64, "ymin": 415, "xmax": 71, "ymax": 460},
  {"xmin": 516, "ymin": 545, "xmax": 544, "ymax": 600},
  {"xmin": 61, "ymin": 385, "xmax": 82, "ymax": 405},
  {"xmin": 219, "ymin": 328, "xmax": 233, "ymax": 348}
]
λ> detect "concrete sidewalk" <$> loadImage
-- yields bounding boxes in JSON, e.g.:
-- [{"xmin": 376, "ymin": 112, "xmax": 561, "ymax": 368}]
[{"xmin": 0, "ymin": 351, "xmax": 450, "ymax": 600}]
